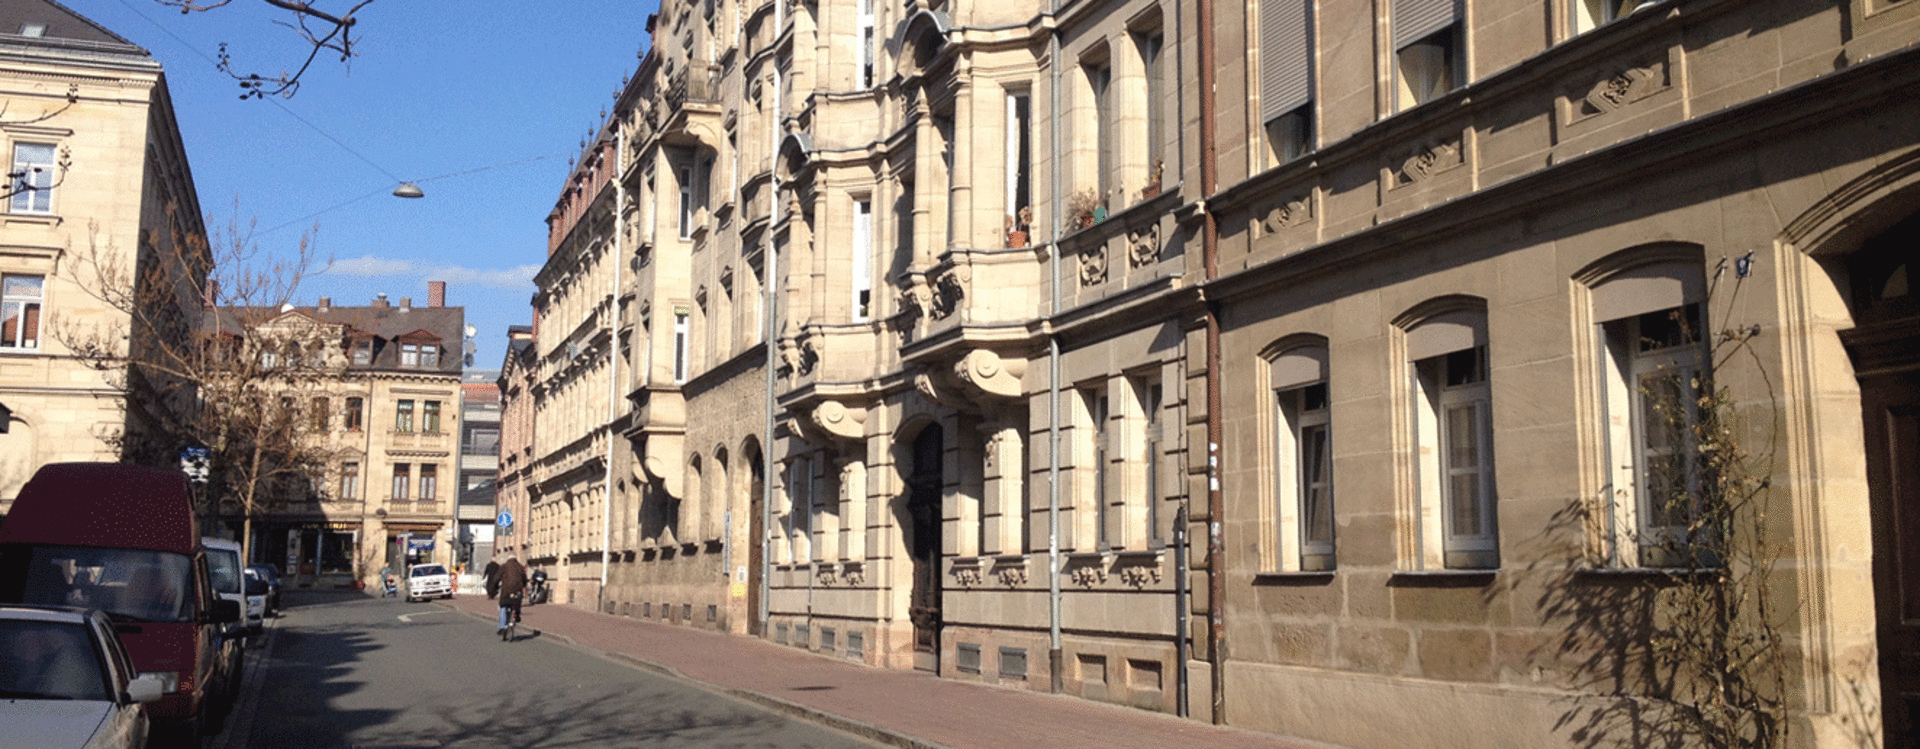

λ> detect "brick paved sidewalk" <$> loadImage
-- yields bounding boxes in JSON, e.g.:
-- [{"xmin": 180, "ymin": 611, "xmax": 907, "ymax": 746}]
[{"xmin": 442, "ymin": 594, "xmax": 1332, "ymax": 749}]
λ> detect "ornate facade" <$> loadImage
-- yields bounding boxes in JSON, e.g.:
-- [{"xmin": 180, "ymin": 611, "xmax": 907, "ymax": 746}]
[{"xmin": 516, "ymin": 0, "xmax": 1920, "ymax": 745}]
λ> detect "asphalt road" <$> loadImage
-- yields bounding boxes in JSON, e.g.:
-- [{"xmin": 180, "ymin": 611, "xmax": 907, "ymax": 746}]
[{"xmin": 219, "ymin": 592, "xmax": 880, "ymax": 749}]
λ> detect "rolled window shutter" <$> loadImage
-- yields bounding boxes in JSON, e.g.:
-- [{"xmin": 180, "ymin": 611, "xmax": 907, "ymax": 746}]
[
  {"xmin": 1394, "ymin": 0, "xmax": 1457, "ymax": 50},
  {"xmin": 1261, "ymin": 0, "xmax": 1312, "ymax": 123}
]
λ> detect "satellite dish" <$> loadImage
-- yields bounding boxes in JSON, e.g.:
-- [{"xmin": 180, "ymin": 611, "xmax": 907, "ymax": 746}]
[{"xmin": 464, "ymin": 324, "xmax": 477, "ymax": 338}]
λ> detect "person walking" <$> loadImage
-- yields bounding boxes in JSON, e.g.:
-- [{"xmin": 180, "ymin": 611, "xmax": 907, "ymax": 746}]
[
  {"xmin": 495, "ymin": 555, "xmax": 526, "ymax": 641},
  {"xmin": 482, "ymin": 556, "xmax": 501, "ymax": 599}
]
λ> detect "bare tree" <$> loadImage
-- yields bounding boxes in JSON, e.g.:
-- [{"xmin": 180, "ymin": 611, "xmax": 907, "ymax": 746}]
[
  {"xmin": 56, "ymin": 204, "xmax": 345, "ymax": 567},
  {"xmin": 154, "ymin": 0, "xmax": 378, "ymax": 99}
]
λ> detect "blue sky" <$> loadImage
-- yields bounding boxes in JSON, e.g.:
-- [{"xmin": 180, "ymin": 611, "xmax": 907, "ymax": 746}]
[{"xmin": 69, "ymin": 0, "xmax": 658, "ymax": 369}]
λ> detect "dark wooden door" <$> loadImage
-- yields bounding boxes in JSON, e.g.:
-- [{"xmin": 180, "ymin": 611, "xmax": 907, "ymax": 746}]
[
  {"xmin": 908, "ymin": 425, "xmax": 943, "ymax": 672},
  {"xmin": 1863, "ymin": 372, "xmax": 1920, "ymax": 747}
]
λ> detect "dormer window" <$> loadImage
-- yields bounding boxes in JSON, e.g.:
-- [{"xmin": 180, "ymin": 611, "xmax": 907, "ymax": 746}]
[
  {"xmin": 351, "ymin": 338, "xmax": 373, "ymax": 366},
  {"xmin": 401, "ymin": 342, "xmax": 439, "ymax": 368}
]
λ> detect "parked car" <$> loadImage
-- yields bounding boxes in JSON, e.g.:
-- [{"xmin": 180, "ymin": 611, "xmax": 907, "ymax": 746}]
[
  {"xmin": 0, "ymin": 463, "xmax": 242, "ymax": 743},
  {"xmin": 405, "ymin": 563, "xmax": 451, "ymax": 602},
  {"xmin": 0, "ymin": 604, "xmax": 169, "ymax": 749},
  {"xmin": 204, "ymin": 538, "xmax": 263, "ymax": 640},
  {"xmin": 245, "ymin": 565, "xmax": 281, "ymax": 617}
]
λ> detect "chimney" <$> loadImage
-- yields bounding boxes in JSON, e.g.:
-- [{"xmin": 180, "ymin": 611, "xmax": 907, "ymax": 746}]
[
  {"xmin": 399, "ymin": 297, "xmax": 413, "ymax": 312},
  {"xmin": 317, "ymin": 296, "xmax": 331, "ymax": 312},
  {"xmin": 374, "ymin": 293, "xmax": 390, "ymax": 308},
  {"xmin": 428, "ymin": 281, "xmax": 446, "ymax": 308}
]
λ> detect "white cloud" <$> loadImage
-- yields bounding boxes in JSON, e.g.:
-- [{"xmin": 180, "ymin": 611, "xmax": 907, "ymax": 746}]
[{"xmin": 321, "ymin": 254, "xmax": 537, "ymax": 291}]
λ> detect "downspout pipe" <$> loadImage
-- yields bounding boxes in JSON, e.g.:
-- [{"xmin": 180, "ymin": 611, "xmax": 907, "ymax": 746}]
[
  {"xmin": 1197, "ymin": 0, "xmax": 1227, "ymax": 725},
  {"xmin": 601, "ymin": 125, "xmax": 626, "ymax": 614},
  {"xmin": 1046, "ymin": 0, "xmax": 1065, "ymax": 697},
  {"xmin": 760, "ymin": 0, "xmax": 786, "ymax": 639}
]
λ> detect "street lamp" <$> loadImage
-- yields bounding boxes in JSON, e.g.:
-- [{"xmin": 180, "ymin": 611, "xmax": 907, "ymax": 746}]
[{"xmin": 393, "ymin": 182, "xmax": 425, "ymax": 199}]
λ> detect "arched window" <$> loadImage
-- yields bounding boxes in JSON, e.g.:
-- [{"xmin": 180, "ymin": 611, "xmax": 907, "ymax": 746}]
[
  {"xmin": 1266, "ymin": 338, "xmax": 1333, "ymax": 571},
  {"xmin": 1399, "ymin": 299, "xmax": 1496, "ymax": 569}
]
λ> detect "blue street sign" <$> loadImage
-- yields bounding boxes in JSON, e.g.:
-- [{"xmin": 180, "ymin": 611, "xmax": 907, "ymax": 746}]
[{"xmin": 497, "ymin": 511, "xmax": 513, "ymax": 527}]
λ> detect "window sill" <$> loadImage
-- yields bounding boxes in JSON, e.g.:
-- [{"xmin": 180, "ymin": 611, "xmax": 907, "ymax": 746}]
[
  {"xmin": 1251, "ymin": 570, "xmax": 1336, "ymax": 586},
  {"xmin": 1573, "ymin": 566, "xmax": 1723, "ymax": 582},
  {"xmin": 2, "ymin": 212, "xmax": 61, "ymax": 228},
  {"xmin": 1388, "ymin": 569, "xmax": 1497, "ymax": 587}
]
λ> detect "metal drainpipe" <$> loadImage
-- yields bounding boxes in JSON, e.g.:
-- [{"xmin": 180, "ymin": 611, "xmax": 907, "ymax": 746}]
[
  {"xmin": 760, "ymin": 0, "xmax": 786, "ymax": 639},
  {"xmin": 1046, "ymin": 0, "xmax": 1065, "ymax": 696},
  {"xmin": 601, "ymin": 126, "xmax": 625, "ymax": 615},
  {"xmin": 1196, "ymin": 0, "xmax": 1226, "ymax": 725}
]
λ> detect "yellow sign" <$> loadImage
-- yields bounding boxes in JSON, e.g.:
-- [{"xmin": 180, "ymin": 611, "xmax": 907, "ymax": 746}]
[{"xmin": 729, "ymin": 582, "xmax": 747, "ymax": 598}]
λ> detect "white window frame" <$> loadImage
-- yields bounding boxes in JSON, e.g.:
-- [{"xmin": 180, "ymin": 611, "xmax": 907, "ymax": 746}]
[
  {"xmin": 1602, "ymin": 305, "xmax": 1708, "ymax": 567},
  {"xmin": 857, "ymin": 0, "xmax": 875, "ymax": 89},
  {"xmin": 1, "ymin": 273, "xmax": 44, "ymax": 351},
  {"xmin": 852, "ymin": 198, "xmax": 873, "ymax": 322},
  {"xmin": 673, "ymin": 308, "xmax": 690, "ymax": 383},
  {"xmin": 1269, "ymin": 343, "xmax": 1332, "ymax": 572},
  {"xmin": 1412, "ymin": 344, "xmax": 1497, "ymax": 569},
  {"xmin": 679, "ymin": 165, "xmax": 696, "ymax": 239},
  {"xmin": 9, "ymin": 142, "xmax": 56, "ymax": 214},
  {"xmin": 1005, "ymin": 91, "xmax": 1032, "ymax": 229}
]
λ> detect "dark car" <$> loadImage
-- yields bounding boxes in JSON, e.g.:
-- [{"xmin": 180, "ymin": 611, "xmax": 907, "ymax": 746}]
[{"xmin": 245, "ymin": 565, "xmax": 281, "ymax": 617}]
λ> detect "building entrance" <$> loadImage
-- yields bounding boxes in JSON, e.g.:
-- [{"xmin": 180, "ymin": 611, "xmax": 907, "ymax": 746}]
[
  {"xmin": 907, "ymin": 424, "xmax": 943, "ymax": 672},
  {"xmin": 1841, "ymin": 211, "xmax": 1920, "ymax": 747}
]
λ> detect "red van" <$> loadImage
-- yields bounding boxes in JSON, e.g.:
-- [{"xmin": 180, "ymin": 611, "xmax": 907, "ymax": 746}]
[{"xmin": 0, "ymin": 462, "xmax": 242, "ymax": 740}]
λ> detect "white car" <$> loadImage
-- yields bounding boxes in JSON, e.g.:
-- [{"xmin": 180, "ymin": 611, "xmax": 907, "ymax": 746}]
[
  {"xmin": 0, "ymin": 605, "xmax": 168, "ymax": 749},
  {"xmin": 203, "ymin": 538, "xmax": 264, "ymax": 639},
  {"xmin": 406, "ymin": 563, "xmax": 451, "ymax": 602}
]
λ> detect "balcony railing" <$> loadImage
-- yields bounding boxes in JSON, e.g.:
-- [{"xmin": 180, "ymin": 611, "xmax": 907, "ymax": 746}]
[{"xmin": 667, "ymin": 63, "xmax": 722, "ymax": 109}]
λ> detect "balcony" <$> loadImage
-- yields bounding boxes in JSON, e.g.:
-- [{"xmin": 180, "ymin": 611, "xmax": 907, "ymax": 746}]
[{"xmin": 666, "ymin": 62, "xmax": 722, "ymax": 110}]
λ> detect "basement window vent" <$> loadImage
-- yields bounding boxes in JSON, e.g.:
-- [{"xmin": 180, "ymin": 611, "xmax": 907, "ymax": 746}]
[
  {"xmin": 775, "ymin": 624, "xmax": 789, "ymax": 645},
  {"xmin": 999, "ymin": 647, "xmax": 1029, "ymax": 679},
  {"xmin": 794, "ymin": 624, "xmax": 809, "ymax": 648},
  {"xmin": 846, "ymin": 632, "xmax": 864, "ymax": 658},
  {"xmin": 957, "ymin": 643, "xmax": 982, "ymax": 674},
  {"xmin": 820, "ymin": 627, "xmax": 836, "ymax": 653}
]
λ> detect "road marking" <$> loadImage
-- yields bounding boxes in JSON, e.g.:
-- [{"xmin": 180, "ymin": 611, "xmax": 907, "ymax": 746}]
[{"xmin": 397, "ymin": 611, "xmax": 460, "ymax": 623}]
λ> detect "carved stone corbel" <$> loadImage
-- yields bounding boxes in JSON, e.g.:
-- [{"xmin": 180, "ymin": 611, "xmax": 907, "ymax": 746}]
[
  {"xmin": 1127, "ymin": 224, "xmax": 1161, "ymax": 268},
  {"xmin": 952, "ymin": 349, "xmax": 1026, "ymax": 401},
  {"xmin": 810, "ymin": 400, "xmax": 868, "ymax": 443}
]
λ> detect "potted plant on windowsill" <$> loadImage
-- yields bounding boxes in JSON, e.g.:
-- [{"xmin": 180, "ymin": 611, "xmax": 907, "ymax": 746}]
[
  {"xmin": 1141, "ymin": 158, "xmax": 1165, "ymax": 200},
  {"xmin": 1006, "ymin": 206, "xmax": 1032, "ymax": 248},
  {"xmin": 1067, "ymin": 188, "xmax": 1102, "ymax": 230}
]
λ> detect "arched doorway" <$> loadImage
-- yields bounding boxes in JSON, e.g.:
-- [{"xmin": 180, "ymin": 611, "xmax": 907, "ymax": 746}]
[
  {"xmin": 1841, "ymin": 210, "xmax": 1920, "ymax": 747},
  {"xmin": 907, "ymin": 423, "xmax": 944, "ymax": 672}
]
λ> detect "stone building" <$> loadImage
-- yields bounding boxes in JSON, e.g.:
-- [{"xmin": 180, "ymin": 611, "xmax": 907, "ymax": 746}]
[
  {"xmin": 455, "ymin": 372, "xmax": 502, "ymax": 579},
  {"xmin": 215, "ymin": 286, "xmax": 465, "ymax": 586},
  {"xmin": 516, "ymin": 0, "xmax": 1917, "ymax": 745},
  {"xmin": 0, "ymin": 0, "xmax": 207, "ymax": 512}
]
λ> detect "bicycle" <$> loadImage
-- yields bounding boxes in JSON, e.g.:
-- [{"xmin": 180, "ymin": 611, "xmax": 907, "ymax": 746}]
[{"xmin": 498, "ymin": 591, "xmax": 522, "ymax": 642}]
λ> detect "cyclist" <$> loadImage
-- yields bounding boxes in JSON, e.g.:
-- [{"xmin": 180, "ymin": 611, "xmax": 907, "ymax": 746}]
[{"xmin": 495, "ymin": 554, "xmax": 527, "ymax": 641}]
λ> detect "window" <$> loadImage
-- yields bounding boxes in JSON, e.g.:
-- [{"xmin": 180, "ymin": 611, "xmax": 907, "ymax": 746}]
[
  {"xmin": 1087, "ymin": 387, "xmax": 1112, "ymax": 550},
  {"xmin": 1393, "ymin": 0, "xmax": 1462, "ymax": 112},
  {"xmin": 790, "ymin": 456, "xmax": 813, "ymax": 563},
  {"xmin": 1574, "ymin": 0, "xmax": 1647, "ymax": 34},
  {"xmin": 1137, "ymin": 376, "xmax": 1165, "ymax": 547},
  {"xmin": 679, "ymin": 165, "xmax": 696, "ymax": 239},
  {"xmin": 396, "ymin": 400, "xmax": 415, "ymax": 433},
  {"xmin": 1270, "ymin": 343, "xmax": 1333, "ymax": 571},
  {"xmin": 341, "ymin": 462, "xmax": 360, "ymax": 500},
  {"xmin": 465, "ymin": 426, "xmax": 500, "ymax": 456},
  {"xmin": 10, "ymin": 143, "xmax": 57, "ymax": 213},
  {"xmin": 1, "ymin": 273, "xmax": 43, "ymax": 350},
  {"xmin": 673, "ymin": 309, "xmax": 690, "ymax": 383},
  {"xmin": 420, "ymin": 464, "xmax": 438, "ymax": 501},
  {"xmin": 1404, "ymin": 305, "xmax": 1497, "ymax": 569},
  {"xmin": 392, "ymin": 464, "xmax": 411, "ymax": 501},
  {"xmin": 1136, "ymin": 31, "xmax": 1168, "ymax": 184},
  {"xmin": 857, "ymin": 0, "xmax": 875, "ymax": 88},
  {"xmin": 1588, "ymin": 253, "xmax": 1709, "ymax": 567},
  {"xmin": 400, "ymin": 342, "xmax": 436, "ymax": 368},
  {"xmin": 1088, "ymin": 61, "xmax": 1114, "ymax": 205},
  {"xmin": 1006, "ymin": 91, "xmax": 1032, "ymax": 227},
  {"xmin": 423, "ymin": 400, "xmax": 442, "ymax": 433},
  {"xmin": 351, "ymin": 338, "xmax": 373, "ymax": 365},
  {"xmin": 852, "ymin": 199, "xmax": 872, "ymax": 322},
  {"xmin": 345, "ymin": 397, "xmax": 364, "ymax": 431},
  {"xmin": 1606, "ymin": 306, "xmax": 1706, "ymax": 566},
  {"xmin": 311, "ymin": 397, "xmax": 330, "ymax": 432},
  {"xmin": 1259, "ymin": 0, "xmax": 1314, "ymax": 166}
]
